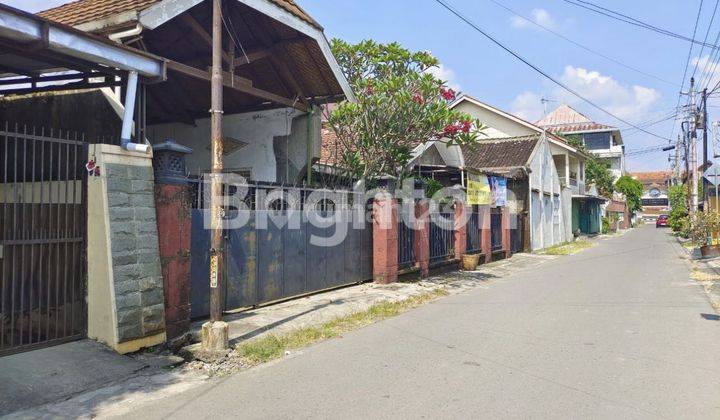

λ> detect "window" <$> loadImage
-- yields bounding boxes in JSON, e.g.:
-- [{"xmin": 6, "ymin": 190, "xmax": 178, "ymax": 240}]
[{"xmin": 583, "ymin": 132, "xmax": 611, "ymax": 150}]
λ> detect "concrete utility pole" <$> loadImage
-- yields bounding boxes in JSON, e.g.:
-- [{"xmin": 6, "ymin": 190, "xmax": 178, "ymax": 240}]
[
  {"xmin": 702, "ymin": 88, "xmax": 709, "ymax": 206},
  {"xmin": 690, "ymin": 78, "xmax": 699, "ymax": 215},
  {"xmin": 202, "ymin": 0, "xmax": 229, "ymax": 355}
]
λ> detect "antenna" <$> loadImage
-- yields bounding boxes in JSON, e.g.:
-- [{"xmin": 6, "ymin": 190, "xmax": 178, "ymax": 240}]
[{"xmin": 541, "ymin": 97, "xmax": 556, "ymax": 117}]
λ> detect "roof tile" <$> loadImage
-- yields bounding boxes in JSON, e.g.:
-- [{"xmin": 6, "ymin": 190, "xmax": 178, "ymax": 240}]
[
  {"xmin": 461, "ymin": 135, "xmax": 539, "ymax": 171},
  {"xmin": 39, "ymin": 0, "xmax": 320, "ymax": 29}
]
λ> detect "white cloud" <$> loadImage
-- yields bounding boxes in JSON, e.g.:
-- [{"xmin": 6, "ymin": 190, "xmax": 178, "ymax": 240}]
[
  {"xmin": 4, "ymin": 0, "xmax": 70, "ymax": 12},
  {"xmin": 510, "ymin": 8, "xmax": 559, "ymax": 31},
  {"xmin": 426, "ymin": 64, "xmax": 461, "ymax": 91},
  {"xmin": 510, "ymin": 65, "xmax": 662, "ymax": 124},
  {"xmin": 510, "ymin": 91, "xmax": 544, "ymax": 121}
]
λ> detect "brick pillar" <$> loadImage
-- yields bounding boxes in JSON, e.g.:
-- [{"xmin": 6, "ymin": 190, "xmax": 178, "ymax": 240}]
[
  {"xmin": 501, "ymin": 206, "xmax": 511, "ymax": 258},
  {"xmin": 454, "ymin": 202, "xmax": 467, "ymax": 261},
  {"xmin": 481, "ymin": 206, "xmax": 492, "ymax": 263},
  {"xmin": 155, "ymin": 184, "xmax": 192, "ymax": 340},
  {"xmin": 373, "ymin": 197, "xmax": 398, "ymax": 284},
  {"xmin": 413, "ymin": 200, "xmax": 430, "ymax": 277}
]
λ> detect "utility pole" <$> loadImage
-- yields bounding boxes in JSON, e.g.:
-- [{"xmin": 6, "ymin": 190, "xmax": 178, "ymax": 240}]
[
  {"xmin": 202, "ymin": 0, "xmax": 229, "ymax": 355},
  {"xmin": 702, "ymin": 88, "xmax": 709, "ymax": 206},
  {"xmin": 690, "ymin": 77, "xmax": 699, "ymax": 215}
]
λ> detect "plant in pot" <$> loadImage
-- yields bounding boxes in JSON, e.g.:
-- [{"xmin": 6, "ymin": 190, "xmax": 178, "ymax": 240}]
[{"xmin": 690, "ymin": 212, "xmax": 720, "ymax": 257}]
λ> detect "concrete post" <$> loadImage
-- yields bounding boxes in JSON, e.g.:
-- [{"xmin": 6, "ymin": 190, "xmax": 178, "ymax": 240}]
[
  {"xmin": 502, "ymin": 206, "xmax": 512, "ymax": 258},
  {"xmin": 454, "ymin": 202, "xmax": 467, "ymax": 261},
  {"xmin": 413, "ymin": 200, "xmax": 430, "ymax": 277},
  {"xmin": 373, "ymin": 196, "xmax": 398, "ymax": 284},
  {"xmin": 481, "ymin": 206, "xmax": 492, "ymax": 263}
]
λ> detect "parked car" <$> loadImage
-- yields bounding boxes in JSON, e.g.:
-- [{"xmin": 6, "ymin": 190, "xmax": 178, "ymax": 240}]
[{"xmin": 656, "ymin": 214, "xmax": 669, "ymax": 228}]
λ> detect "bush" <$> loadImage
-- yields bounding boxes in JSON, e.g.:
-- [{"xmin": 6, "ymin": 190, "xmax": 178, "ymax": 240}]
[{"xmin": 601, "ymin": 217, "xmax": 610, "ymax": 234}]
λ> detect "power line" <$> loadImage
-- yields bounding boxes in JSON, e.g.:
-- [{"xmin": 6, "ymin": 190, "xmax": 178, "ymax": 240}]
[
  {"xmin": 433, "ymin": 0, "xmax": 672, "ymax": 142},
  {"xmin": 486, "ymin": 0, "xmax": 680, "ymax": 87},
  {"xmin": 560, "ymin": 0, "xmax": 719, "ymax": 49},
  {"xmin": 670, "ymin": 0, "xmax": 705, "ymax": 145},
  {"xmin": 692, "ymin": 0, "xmax": 719, "ymax": 81}
]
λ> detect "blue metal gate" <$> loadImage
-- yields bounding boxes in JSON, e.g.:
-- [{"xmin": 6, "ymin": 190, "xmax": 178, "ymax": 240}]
[
  {"xmin": 466, "ymin": 206, "xmax": 481, "ymax": 254},
  {"xmin": 490, "ymin": 209, "xmax": 503, "ymax": 251},
  {"xmin": 190, "ymin": 185, "xmax": 373, "ymax": 318}
]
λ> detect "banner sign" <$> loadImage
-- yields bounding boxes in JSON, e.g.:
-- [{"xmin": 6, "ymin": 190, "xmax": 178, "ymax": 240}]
[
  {"xmin": 467, "ymin": 173, "xmax": 491, "ymax": 205},
  {"xmin": 490, "ymin": 176, "xmax": 507, "ymax": 207}
]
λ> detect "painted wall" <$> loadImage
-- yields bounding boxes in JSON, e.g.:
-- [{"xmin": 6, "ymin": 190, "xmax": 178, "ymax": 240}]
[
  {"xmin": 452, "ymin": 101, "xmax": 537, "ymax": 138},
  {"xmin": 147, "ymin": 108, "xmax": 320, "ymax": 183},
  {"xmin": 528, "ymin": 136, "xmax": 568, "ymax": 250}
]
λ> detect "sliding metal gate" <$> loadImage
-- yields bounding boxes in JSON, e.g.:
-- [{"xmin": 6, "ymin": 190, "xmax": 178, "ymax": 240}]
[
  {"xmin": 1, "ymin": 125, "xmax": 87, "ymax": 356},
  {"xmin": 189, "ymin": 184, "xmax": 373, "ymax": 318}
]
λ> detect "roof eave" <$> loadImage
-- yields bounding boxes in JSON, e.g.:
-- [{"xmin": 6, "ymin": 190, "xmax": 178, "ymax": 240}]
[{"xmin": 139, "ymin": 0, "xmax": 355, "ymax": 102}]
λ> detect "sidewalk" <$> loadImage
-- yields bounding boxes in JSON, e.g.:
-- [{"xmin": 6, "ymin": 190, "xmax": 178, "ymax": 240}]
[{"xmin": 7, "ymin": 252, "xmax": 557, "ymax": 419}]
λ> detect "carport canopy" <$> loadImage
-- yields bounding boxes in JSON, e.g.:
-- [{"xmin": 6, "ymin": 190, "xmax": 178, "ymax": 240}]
[{"xmin": 0, "ymin": 4, "xmax": 166, "ymax": 96}]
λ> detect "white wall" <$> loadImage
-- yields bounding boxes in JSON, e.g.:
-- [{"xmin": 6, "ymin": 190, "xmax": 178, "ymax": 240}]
[
  {"xmin": 528, "ymin": 136, "xmax": 568, "ymax": 250},
  {"xmin": 147, "ymin": 108, "xmax": 319, "ymax": 183},
  {"xmin": 453, "ymin": 101, "xmax": 537, "ymax": 138}
]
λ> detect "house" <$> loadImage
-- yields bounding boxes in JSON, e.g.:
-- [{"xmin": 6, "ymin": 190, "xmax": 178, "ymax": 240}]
[
  {"xmin": 27, "ymin": 0, "xmax": 355, "ymax": 185},
  {"xmin": 633, "ymin": 171, "xmax": 672, "ymax": 220},
  {"xmin": 1, "ymin": 0, "xmax": 355, "ymax": 355},
  {"xmin": 446, "ymin": 95, "xmax": 603, "ymax": 240},
  {"xmin": 537, "ymin": 104, "xmax": 626, "ymax": 180},
  {"xmin": 0, "ymin": 3, "xmax": 167, "ymax": 356}
]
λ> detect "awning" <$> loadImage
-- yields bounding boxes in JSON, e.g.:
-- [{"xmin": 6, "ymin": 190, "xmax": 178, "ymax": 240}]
[{"xmin": 0, "ymin": 4, "xmax": 166, "ymax": 95}]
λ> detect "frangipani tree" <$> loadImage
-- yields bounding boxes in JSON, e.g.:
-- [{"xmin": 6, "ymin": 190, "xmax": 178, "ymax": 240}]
[{"xmin": 326, "ymin": 39, "xmax": 484, "ymax": 184}]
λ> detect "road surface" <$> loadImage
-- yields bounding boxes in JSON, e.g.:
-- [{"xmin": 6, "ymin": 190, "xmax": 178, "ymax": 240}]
[{"xmin": 120, "ymin": 226, "xmax": 720, "ymax": 419}]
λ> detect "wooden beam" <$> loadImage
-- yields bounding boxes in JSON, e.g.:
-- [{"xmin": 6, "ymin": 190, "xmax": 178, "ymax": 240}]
[
  {"xmin": 180, "ymin": 13, "xmax": 233, "ymax": 68},
  {"xmin": 166, "ymin": 60, "xmax": 308, "ymax": 112},
  {"xmin": 232, "ymin": 37, "xmax": 308, "ymax": 68}
]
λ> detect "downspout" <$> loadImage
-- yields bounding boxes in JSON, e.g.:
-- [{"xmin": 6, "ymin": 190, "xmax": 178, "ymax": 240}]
[
  {"xmin": 120, "ymin": 70, "xmax": 149, "ymax": 153},
  {"xmin": 109, "ymin": 24, "xmax": 143, "ymax": 97}
]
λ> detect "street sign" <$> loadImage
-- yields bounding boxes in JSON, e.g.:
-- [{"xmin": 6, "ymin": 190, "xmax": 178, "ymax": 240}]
[{"xmin": 703, "ymin": 163, "xmax": 720, "ymax": 186}]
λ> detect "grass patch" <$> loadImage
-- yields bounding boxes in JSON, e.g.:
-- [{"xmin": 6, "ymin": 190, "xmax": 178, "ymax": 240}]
[
  {"xmin": 539, "ymin": 240, "xmax": 593, "ymax": 256},
  {"xmin": 237, "ymin": 289, "xmax": 449, "ymax": 364}
]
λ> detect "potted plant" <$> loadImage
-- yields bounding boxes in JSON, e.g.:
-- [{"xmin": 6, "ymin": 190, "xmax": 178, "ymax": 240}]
[
  {"xmin": 461, "ymin": 253, "xmax": 481, "ymax": 271},
  {"xmin": 690, "ymin": 212, "xmax": 720, "ymax": 257}
]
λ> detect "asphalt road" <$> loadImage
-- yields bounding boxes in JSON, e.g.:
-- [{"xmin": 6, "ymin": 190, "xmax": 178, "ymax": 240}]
[{"xmin": 121, "ymin": 226, "xmax": 720, "ymax": 419}]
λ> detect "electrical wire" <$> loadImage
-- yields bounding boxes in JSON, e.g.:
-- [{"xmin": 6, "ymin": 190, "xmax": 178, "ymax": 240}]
[
  {"xmin": 692, "ymin": 0, "xmax": 720, "ymax": 81},
  {"xmin": 219, "ymin": 4, "xmax": 250, "ymax": 65},
  {"xmin": 433, "ymin": 0, "xmax": 672, "ymax": 142},
  {"xmin": 486, "ymin": 0, "xmax": 679, "ymax": 87},
  {"xmin": 670, "ymin": 0, "xmax": 705, "ymax": 145},
  {"xmin": 560, "ymin": 0, "xmax": 718, "ymax": 49}
]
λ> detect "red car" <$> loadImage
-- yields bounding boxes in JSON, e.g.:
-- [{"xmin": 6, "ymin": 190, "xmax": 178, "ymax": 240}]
[{"xmin": 656, "ymin": 214, "xmax": 669, "ymax": 228}]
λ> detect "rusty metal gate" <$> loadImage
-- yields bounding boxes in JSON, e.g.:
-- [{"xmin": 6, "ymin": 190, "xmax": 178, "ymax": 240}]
[
  {"xmin": 189, "ymin": 183, "xmax": 373, "ymax": 318},
  {"xmin": 1, "ymin": 125, "xmax": 87, "ymax": 356}
]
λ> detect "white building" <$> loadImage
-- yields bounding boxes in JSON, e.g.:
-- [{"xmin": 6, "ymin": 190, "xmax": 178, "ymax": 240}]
[{"xmin": 537, "ymin": 105, "xmax": 625, "ymax": 180}]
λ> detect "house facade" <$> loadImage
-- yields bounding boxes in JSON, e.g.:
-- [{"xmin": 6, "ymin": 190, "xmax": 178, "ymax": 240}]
[
  {"xmin": 448, "ymin": 96, "xmax": 603, "ymax": 240},
  {"xmin": 633, "ymin": 171, "xmax": 672, "ymax": 220},
  {"xmin": 537, "ymin": 104, "xmax": 626, "ymax": 180}
]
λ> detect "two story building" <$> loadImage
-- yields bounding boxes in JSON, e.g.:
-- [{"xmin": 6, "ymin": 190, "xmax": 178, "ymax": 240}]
[{"xmin": 537, "ymin": 105, "xmax": 625, "ymax": 180}]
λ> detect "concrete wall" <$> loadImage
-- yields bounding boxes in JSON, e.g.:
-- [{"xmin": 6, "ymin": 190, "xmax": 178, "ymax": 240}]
[
  {"xmin": 452, "ymin": 101, "xmax": 537, "ymax": 138},
  {"xmin": 147, "ymin": 108, "xmax": 320, "ymax": 183}
]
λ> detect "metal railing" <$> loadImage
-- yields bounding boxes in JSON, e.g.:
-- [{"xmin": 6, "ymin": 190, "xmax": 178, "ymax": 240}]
[
  {"xmin": 430, "ymin": 212, "xmax": 454, "ymax": 263},
  {"xmin": 466, "ymin": 207, "xmax": 481, "ymax": 254}
]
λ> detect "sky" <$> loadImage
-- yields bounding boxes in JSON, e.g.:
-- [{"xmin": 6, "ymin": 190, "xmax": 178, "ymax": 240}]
[{"xmin": 7, "ymin": 0, "xmax": 719, "ymax": 172}]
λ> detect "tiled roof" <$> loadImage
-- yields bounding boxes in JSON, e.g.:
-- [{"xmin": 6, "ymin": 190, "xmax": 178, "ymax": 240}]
[
  {"xmin": 537, "ymin": 104, "xmax": 616, "ymax": 134},
  {"xmin": 39, "ymin": 0, "xmax": 320, "ymax": 29},
  {"xmin": 631, "ymin": 171, "xmax": 672, "ymax": 186},
  {"xmin": 461, "ymin": 135, "xmax": 539, "ymax": 171}
]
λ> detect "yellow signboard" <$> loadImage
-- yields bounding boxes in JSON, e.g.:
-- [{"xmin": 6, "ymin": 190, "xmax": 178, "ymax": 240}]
[{"xmin": 467, "ymin": 174, "xmax": 491, "ymax": 205}]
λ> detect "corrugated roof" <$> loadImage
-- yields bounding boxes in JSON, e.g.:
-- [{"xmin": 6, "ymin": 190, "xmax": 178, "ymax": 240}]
[
  {"xmin": 461, "ymin": 135, "xmax": 539, "ymax": 171},
  {"xmin": 39, "ymin": 0, "xmax": 320, "ymax": 29},
  {"xmin": 537, "ymin": 104, "xmax": 616, "ymax": 134}
]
